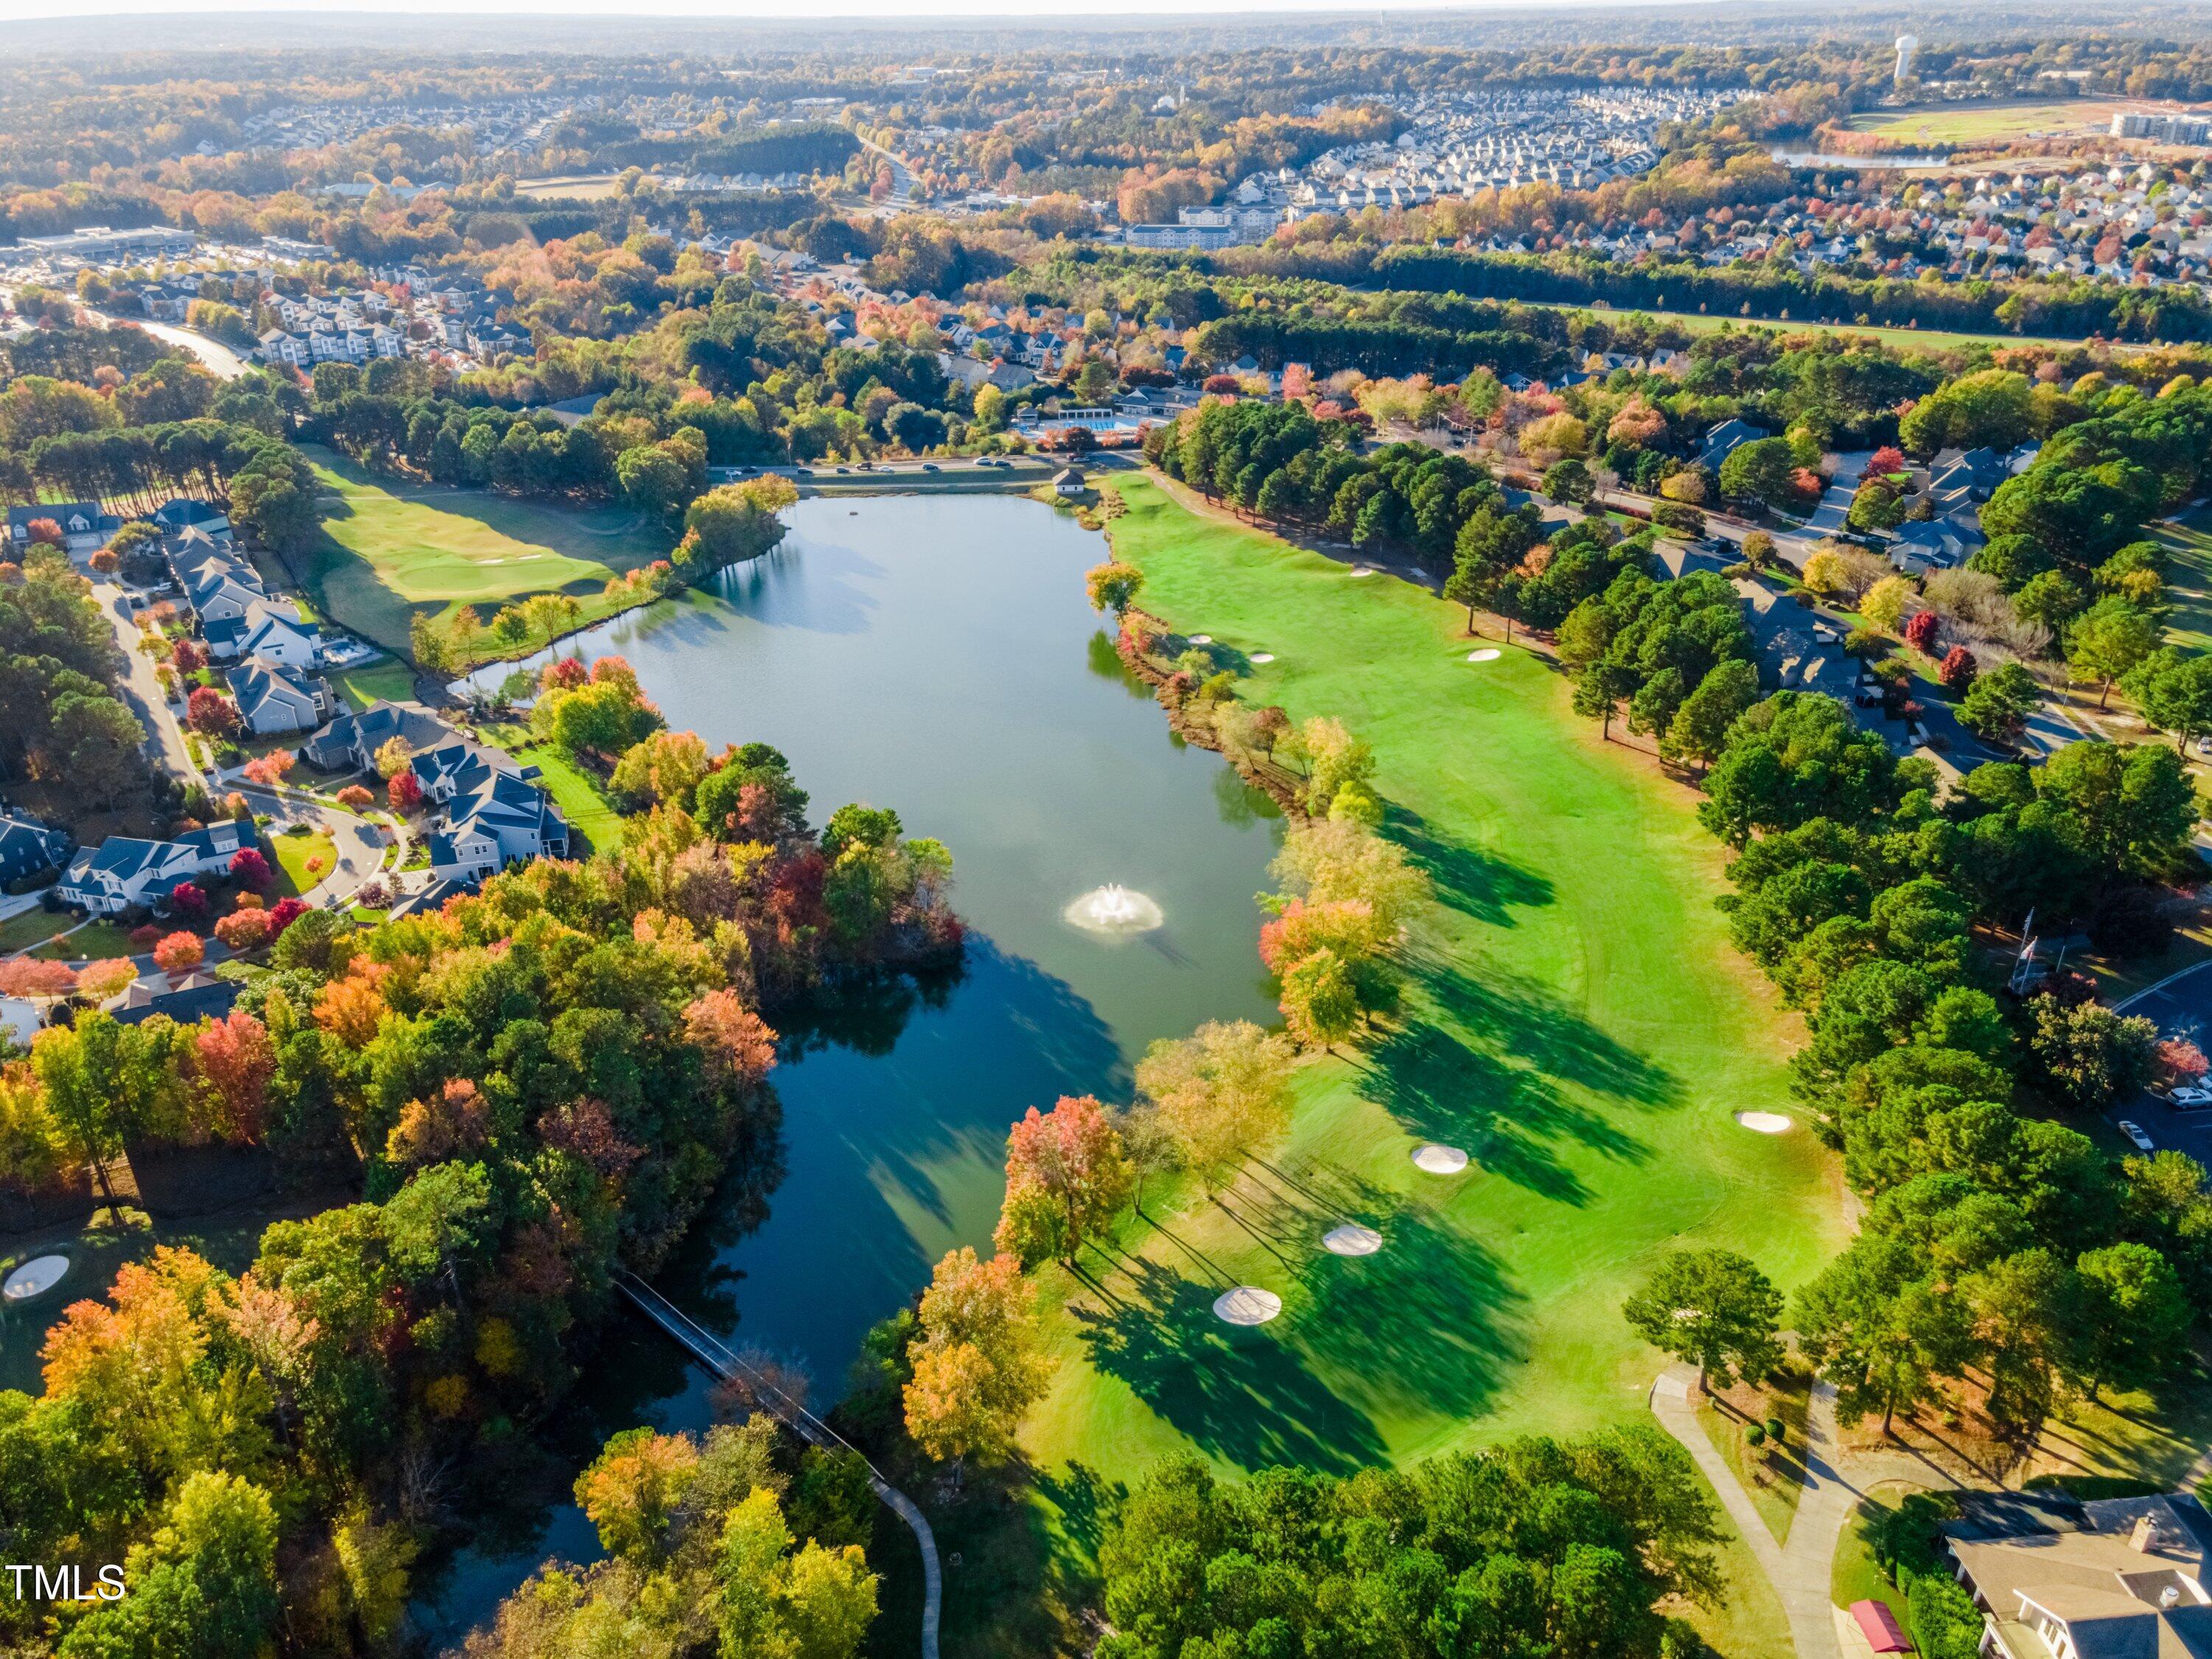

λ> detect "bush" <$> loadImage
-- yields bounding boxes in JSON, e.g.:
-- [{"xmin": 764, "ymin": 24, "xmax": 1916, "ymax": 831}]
[{"xmin": 1907, "ymin": 1573, "xmax": 1984, "ymax": 1659}]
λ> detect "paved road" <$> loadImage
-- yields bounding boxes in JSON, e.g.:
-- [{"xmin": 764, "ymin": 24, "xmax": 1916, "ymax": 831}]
[
  {"xmin": 92, "ymin": 578, "xmax": 199, "ymax": 785},
  {"xmin": 1, "ymin": 284, "xmax": 248, "ymax": 380},
  {"xmin": 2111, "ymin": 961, "xmax": 2212, "ymax": 1169}
]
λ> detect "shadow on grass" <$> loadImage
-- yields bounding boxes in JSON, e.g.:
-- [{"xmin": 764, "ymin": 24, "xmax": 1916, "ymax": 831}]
[
  {"xmin": 1386, "ymin": 805, "xmax": 1554, "ymax": 928},
  {"xmin": 1065, "ymin": 1253, "xmax": 1388, "ymax": 1474},
  {"xmin": 1070, "ymin": 1163, "xmax": 1528, "ymax": 1469},
  {"xmin": 1354, "ymin": 952, "xmax": 1679, "ymax": 1205}
]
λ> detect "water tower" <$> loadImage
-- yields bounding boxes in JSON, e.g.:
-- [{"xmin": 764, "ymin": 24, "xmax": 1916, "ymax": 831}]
[{"xmin": 1894, "ymin": 34, "xmax": 1920, "ymax": 86}]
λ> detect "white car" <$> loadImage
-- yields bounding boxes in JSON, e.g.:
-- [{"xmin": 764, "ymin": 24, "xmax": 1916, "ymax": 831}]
[
  {"xmin": 2118, "ymin": 1120, "xmax": 2157, "ymax": 1153},
  {"xmin": 2169, "ymin": 1087, "xmax": 2212, "ymax": 1107}
]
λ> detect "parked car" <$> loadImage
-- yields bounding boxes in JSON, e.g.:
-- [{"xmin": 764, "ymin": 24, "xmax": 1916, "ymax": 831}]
[
  {"xmin": 2118, "ymin": 1119, "xmax": 2157, "ymax": 1152},
  {"xmin": 2168, "ymin": 1087, "xmax": 2212, "ymax": 1109}
]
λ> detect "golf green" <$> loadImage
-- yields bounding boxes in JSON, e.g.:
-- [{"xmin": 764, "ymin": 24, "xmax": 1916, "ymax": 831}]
[{"xmin": 1019, "ymin": 476, "xmax": 1846, "ymax": 1480}]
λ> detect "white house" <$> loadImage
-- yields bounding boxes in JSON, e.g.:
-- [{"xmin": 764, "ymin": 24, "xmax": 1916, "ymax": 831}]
[
  {"xmin": 58, "ymin": 820, "xmax": 251, "ymax": 914},
  {"xmin": 206, "ymin": 599, "xmax": 319, "ymax": 666}
]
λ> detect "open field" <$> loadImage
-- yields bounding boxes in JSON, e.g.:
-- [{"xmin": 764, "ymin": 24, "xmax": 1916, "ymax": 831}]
[
  {"xmin": 515, "ymin": 174, "xmax": 625, "ymax": 200},
  {"xmin": 957, "ymin": 474, "xmax": 1855, "ymax": 1655},
  {"xmin": 1537, "ymin": 299, "xmax": 2092, "ymax": 355},
  {"xmin": 290, "ymin": 445, "xmax": 667, "ymax": 657},
  {"xmin": 1844, "ymin": 99, "xmax": 2138, "ymax": 146}
]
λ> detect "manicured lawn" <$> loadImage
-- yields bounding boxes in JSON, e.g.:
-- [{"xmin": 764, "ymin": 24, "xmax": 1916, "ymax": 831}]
[
  {"xmin": 1528, "ymin": 299, "xmax": 2086, "ymax": 355},
  {"xmin": 290, "ymin": 445, "xmax": 668, "ymax": 658},
  {"xmin": 1831, "ymin": 1484, "xmax": 1913, "ymax": 1625},
  {"xmin": 35, "ymin": 920, "xmax": 137, "ymax": 961},
  {"xmin": 331, "ymin": 658, "xmax": 419, "ymax": 712},
  {"xmin": 271, "ymin": 827, "xmax": 338, "ymax": 897},
  {"xmin": 1697, "ymin": 1371, "xmax": 1815, "ymax": 1544},
  {"xmin": 970, "ymin": 475, "xmax": 1846, "ymax": 1653},
  {"xmin": 0, "ymin": 908, "xmax": 70, "ymax": 953},
  {"xmin": 2157, "ymin": 504, "xmax": 2212, "ymax": 655},
  {"xmin": 1845, "ymin": 99, "xmax": 2130, "ymax": 145}
]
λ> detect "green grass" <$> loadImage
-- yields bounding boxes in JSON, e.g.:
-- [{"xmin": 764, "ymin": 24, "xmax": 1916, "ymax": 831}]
[
  {"xmin": 1844, "ymin": 99, "xmax": 2130, "ymax": 145},
  {"xmin": 1697, "ymin": 1371, "xmax": 1815, "ymax": 1545},
  {"xmin": 291, "ymin": 445, "xmax": 669, "ymax": 657},
  {"xmin": 271, "ymin": 827, "xmax": 338, "ymax": 897},
  {"xmin": 331, "ymin": 658, "xmax": 419, "ymax": 712},
  {"xmin": 34, "ymin": 921, "xmax": 137, "ymax": 961},
  {"xmin": 0, "ymin": 909, "xmax": 70, "ymax": 953},
  {"xmin": 2157, "ymin": 504, "xmax": 2212, "ymax": 655},
  {"xmin": 1831, "ymin": 1484, "xmax": 1914, "ymax": 1624},
  {"xmin": 1535, "ymin": 299, "xmax": 2087, "ymax": 355},
  {"xmin": 482, "ymin": 724, "xmax": 624, "ymax": 855},
  {"xmin": 970, "ymin": 475, "xmax": 1846, "ymax": 1654}
]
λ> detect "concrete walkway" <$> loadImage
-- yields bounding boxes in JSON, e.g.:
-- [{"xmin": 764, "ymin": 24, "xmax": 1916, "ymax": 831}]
[{"xmin": 1650, "ymin": 1365, "xmax": 1860, "ymax": 1659}]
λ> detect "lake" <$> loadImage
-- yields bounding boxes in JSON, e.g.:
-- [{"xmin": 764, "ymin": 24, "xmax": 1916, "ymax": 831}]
[{"xmin": 414, "ymin": 493, "xmax": 1284, "ymax": 1643}]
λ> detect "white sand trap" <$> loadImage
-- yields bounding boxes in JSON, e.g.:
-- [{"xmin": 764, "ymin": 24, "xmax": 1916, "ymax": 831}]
[
  {"xmin": 1413, "ymin": 1144, "xmax": 1470, "ymax": 1175},
  {"xmin": 1189, "ymin": 633, "xmax": 1214, "ymax": 645},
  {"xmin": 1323, "ymin": 1224, "xmax": 1382, "ymax": 1256},
  {"xmin": 1349, "ymin": 566, "xmax": 1376, "ymax": 577},
  {"xmin": 1214, "ymin": 1286, "xmax": 1283, "ymax": 1326},
  {"xmin": 3, "ymin": 1255, "xmax": 69, "ymax": 1302},
  {"xmin": 1735, "ymin": 1110, "xmax": 1792, "ymax": 1134},
  {"xmin": 1467, "ymin": 649, "xmax": 1502, "ymax": 662},
  {"xmin": 1249, "ymin": 652, "xmax": 1275, "ymax": 664}
]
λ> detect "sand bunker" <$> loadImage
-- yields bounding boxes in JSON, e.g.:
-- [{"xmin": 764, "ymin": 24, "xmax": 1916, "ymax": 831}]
[
  {"xmin": 1322, "ymin": 1224, "xmax": 1383, "ymax": 1256},
  {"xmin": 1467, "ymin": 649, "xmax": 1502, "ymax": 662},
  {"xmin": 1735, "ymin": 1110, "xmax": 1792, "ymax": 1134},
  {"xmin": 1250, "ymin": 652, "xmax": 1275, "ymax": 664},
  {"xmin": 1413, "ymin": 1144, "xmax": 1470, "ymax": 1175},
  {"xmin": 1214, "ymin": 1286, "xmax": 1284, "ymax": 1326}
]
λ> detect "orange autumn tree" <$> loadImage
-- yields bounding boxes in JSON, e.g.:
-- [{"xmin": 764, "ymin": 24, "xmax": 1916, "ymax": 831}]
[
  {"xmin": 992, "ymin": 1094, "xmax": 1133, "ymax": 1267},
  {"xmin": 902, "ymin": 1246, "xmax": 1052, "ymax": 1470},
  {"xmin": 313, "ymin": 966, "xmax": 389, "ymax": 1048},
  {"xmin": 195, "ymin": 1011, "xmax": 276, "ymax": 1141}
]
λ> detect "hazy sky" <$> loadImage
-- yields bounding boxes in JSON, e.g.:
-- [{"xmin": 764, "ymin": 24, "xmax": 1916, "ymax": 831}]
[{"xmin": 0, "ymin": 0, "xmax": 1646, "ymax": 18}]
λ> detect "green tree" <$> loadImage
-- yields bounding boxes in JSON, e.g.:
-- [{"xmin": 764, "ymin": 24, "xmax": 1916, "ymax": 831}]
[
  {"xmin": 2122, "ymin": 647, "xmax": 2212, "ymax": 752},
  {"xmin": 58, "ymin": 1471, "xmax": 281, "ymax": 1659},
  {"xmin": 1717, "ymin": 437, "xmax": 1796, "ymax": 510},
  {"xmin": 1622, "ymin": 1248, "xmax": 1784, "ymax": 1394},
  {"xmin": 2037, "ymin": 740, "xmax": 2197, "ymax": 881},
  {"xmin": 1085, "ymin": 560, "xmax": 1144, "ymax": 616},
  {"xmin": 1795, "ymin": 1234, "xmax": 1975, "ymax": 1433},
  {"xmin": 2070, "ymin": 1242, "xmax": 2189, "ymax": 1402},
  {"xmin": 1956, "ymin": 661, "xmax": 2042, "ymax": 744},
  {"xmin": 2067, "ymin": 597, "xmax": 2158, "ymax": 709},
  {"xmin": 1664, "ymin": 658, "xmax": 1761, "ymax": 773}
]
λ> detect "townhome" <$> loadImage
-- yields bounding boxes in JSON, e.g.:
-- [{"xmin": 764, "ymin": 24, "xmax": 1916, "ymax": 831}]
[
  {"xmin": 428, "ymin": 765, "xmax": 571, "ymax": 884},
  {"xmin": 58, "ymin": 820, "xmax": 251, "ymax": 914},
  {"xmin": 0, "ymin": 810, "xmax": 70, "ymax": 885},
  {"xmin": 205, "ymin": 599, "xmax": 318, "ymax": 667},
  {"xmin": 229, "ymin": 657, "xmax": 333, "ymax": 736}
]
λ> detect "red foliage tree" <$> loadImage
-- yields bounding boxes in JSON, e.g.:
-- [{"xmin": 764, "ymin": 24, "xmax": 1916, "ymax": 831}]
[
  {"xmin": 541, "ymin": 655, "xmax": 590, "ymax": 693},
  {"xmin": 388, "ymin": 770, "xmax": 424, "ymax": 813},
  {"xmin": 334, "ymin": 784, "xmax": 375, "ymax": 810},
  {"xmin": 1939, "ymin": 645, "xmax": 1978, "ymax": 692},
  {"xmin": 212, "ymin": 908, "xmax": 271, "ymax": 950},
  {"xmin": 24, "ymin": 517, "xmax": 63, "ymax": 549},
  {"xmin": 229, "ymin": 846, "xmax": 273, "ymax": 890},
  {"xmin": 1904, "ymin": 610, "xmax": 1941, "ymax": 655},
  {"xmin": 186, "ymin": 686, "xmax": 240, "ymax": 735},
  {"xmin": 167, "ymin": 881, "xmax": 208, "ymax": 917},
  {"xmin": 170, "ymin": 636, "xmax": 208, "ymax": 672},
  {"xmin": 265, "ymin": 897, "xmax": 308, "ymax": 935},
  {"xmin": 1868, "ymin": 446, "xmax": 1907, "ymax": 476},
  {"xmin": 195, "ymin": 1011, "xmax": 276, "ymax": 1140}
]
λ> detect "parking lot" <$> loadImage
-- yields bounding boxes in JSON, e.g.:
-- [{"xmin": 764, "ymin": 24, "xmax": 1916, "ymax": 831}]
[{"xmin": 2112, "ymin": 961, "xmax": 2212, "ymax": 1165}]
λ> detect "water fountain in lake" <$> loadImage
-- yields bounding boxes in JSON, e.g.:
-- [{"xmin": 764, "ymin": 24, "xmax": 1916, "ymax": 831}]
[{"xmin": 1062, "ymin": 883, "xmax": 1166, "ymax": 936}]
